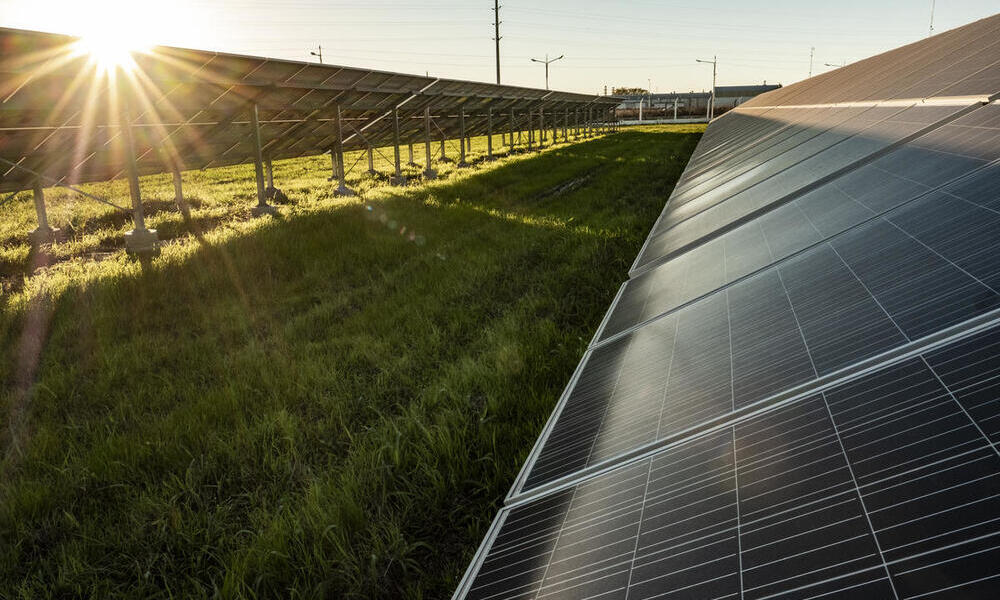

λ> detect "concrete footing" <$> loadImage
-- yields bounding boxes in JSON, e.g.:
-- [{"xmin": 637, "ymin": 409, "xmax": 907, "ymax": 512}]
[
  {"xmin": 251, "ymin": 204, "xmax": 278, "ymax": 217},
  {"xmin": 28, "ymin": 226, "xmax": 60, "ymax": 246},
  {"xmin": 124, "ymin": 228, "xmax": 159, "ymax": 254}
]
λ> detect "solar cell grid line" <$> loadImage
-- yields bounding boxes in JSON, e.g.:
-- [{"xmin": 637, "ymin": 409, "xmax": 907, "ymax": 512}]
[
  {"xmin": 819, "ymin": 357, "xmax": 1000, "ymax": 598},
  {"xmin": 732, "ymin": 397, "xmax": 896, "ymax": 599},
  {"xmin": 924, "ymin": 326, "xmax": 1000, "ymax": 445},
  {"xmin": 513, "ymin": 185, "xmax": 1000, "ymax": 494},
  {"xmin": 457, "ymin": 318, "xmax": 1000, "ymax": 600},
  {"xmin": 602, "ymin": 131, "xmax": 1000, "ymax": 345}
]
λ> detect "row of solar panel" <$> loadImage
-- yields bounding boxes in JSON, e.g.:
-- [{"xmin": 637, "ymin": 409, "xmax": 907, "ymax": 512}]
[
  {"xmin": 459, "ymin": 322, "xmax": 1000, "ymax": 600},
  {"xmin": 455, "ymin": 13, "xmax": 1000, "ymax": 600},
  {"xmin": 0, "ymin": 106, "xmax": 604, "ymax": 189},
  {"xmin": 0, "ymin": 27, "xmax": 618, "ymax": 193}
]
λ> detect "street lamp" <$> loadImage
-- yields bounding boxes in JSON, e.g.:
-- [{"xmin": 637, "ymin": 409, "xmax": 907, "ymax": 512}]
[
  {"xmin": 310, "ymin": 45, "xmax": 323, "ymax": 64},
  {"xmin": 530, "ymin": 54, "xmax": 564, "ymax": 90},
  {"xmin": 824, "ymin": 61, "xmax": 846, "ymax": 68},
  {"xmin": 696, "ymin": 55, "xmax": 717, "ymax": 120}
]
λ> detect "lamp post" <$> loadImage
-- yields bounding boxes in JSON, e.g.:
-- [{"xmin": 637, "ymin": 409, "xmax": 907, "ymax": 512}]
[
  {"xmin": 530, "ymin": 54, "xmax": 564, "ymax": 90},
  {"xmin": 310, "ymin": 45, "xmax": 323, "ymax": 64},
  {"xmin": 695, "ymin": 56, "xmax": 717, "ymax": 120}
]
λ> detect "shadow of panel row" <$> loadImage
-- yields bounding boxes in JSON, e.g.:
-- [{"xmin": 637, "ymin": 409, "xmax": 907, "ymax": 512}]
[{"xmin": 459, "ymin": 323, "xmax": 1000, "ymax": 600}]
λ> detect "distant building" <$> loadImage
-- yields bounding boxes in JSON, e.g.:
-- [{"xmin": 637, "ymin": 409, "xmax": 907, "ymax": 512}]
[{"xmin": 616, "ymin": 83, "xmax": 781, "ymax": 120}]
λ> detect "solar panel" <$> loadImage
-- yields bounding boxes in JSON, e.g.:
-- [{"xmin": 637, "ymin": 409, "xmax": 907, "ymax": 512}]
[
  {"xmin": 457, "ymin": 323, "xmax": 1000, "ymax": 599},
  {"xmin": 632, "ymin": 101, "xmax": 985, "ymax": 273},
  {"xmin": 517, "ymin": 160, "xmax": 1000, "ymax": 492},
  {"xmin": 600, "ymin": 104, "xmax": 1000, "ymax": 342},
  {"xmin": 457, "ymin": 13, "xmax": 1000, "ymax": 600}
]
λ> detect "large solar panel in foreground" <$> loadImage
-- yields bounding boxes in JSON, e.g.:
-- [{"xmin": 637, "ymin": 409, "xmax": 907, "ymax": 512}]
[{"xmin": 455, "ymin": 13, "xmax": 1000, "ymax": 600}]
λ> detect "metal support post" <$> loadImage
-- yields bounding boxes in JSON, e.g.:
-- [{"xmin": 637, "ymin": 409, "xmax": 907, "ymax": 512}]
[
  {"xmin": 122, "ymin": 101, "xmax": 159, "ymax": 251},
  {"xmin": 539, "ymin": 109, "xmax": 545, "ymax": 147},
  {"xmin": 173, "ymin": 170, "xmax": 183, "ymax": 204},
  {"xmin": 171, "ymin": 168, "xmax": 190, "ymax": 217},
  {"xmin": 28, "ymin": 179, "xmax": 59, "ymax": 245},
  {"xmin": 391, "ymin": 107, "xmax": 406, "ymax": 185},
  {"xmin": 367, "ymin": 146, "xmax": 375, "ymax": 174},
  {"xmin": 563, "ymin": 110, "xmax": 568, "ymax": 142},
  {"xmin": 458, "ymin": 108, "xmax": 468, "ymax": 166},
  {"xmin": 552, "ymin": 111, "xmax": 558, "ymax": 144},
  {"xmin": 423, "ymin": 106, "xmax": 436, "ymax": 179},
  {"xmin": 333, "ymin": 105, "xmax": 355, "ymax": 196},
  {"xmin": 510, "ymin": 107, "xmax": 516, "ymax": 148},
  {"xmin": 408, "ymin": 143, "xmax": 416, "ymax": 166},
  {"xmin": 265, "ymin": 157, "xmax": 274, "ymax": 189},
  {"xmin": 487, "ymin": 107, "xmax": 494, "ymax": 161},
  {"xmin": 527, "ymin": 109, "xmax": 534, "ymax": 151},
  {"xmin": 673, "ymin": 97, "xmax": 678, "ymax": 120},
  {"xmin": 248, "ymin": 102, "xmax": 276, "ymax": 217}
]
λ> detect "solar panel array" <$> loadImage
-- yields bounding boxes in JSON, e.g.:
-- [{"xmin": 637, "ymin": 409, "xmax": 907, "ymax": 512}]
[
  {"xmin": 0, "ymin": 27, "xmax": 618, "ymax": 194},
  {"xmin": 455, "ymin": 13, "xmax": 1000, "ymax": 600}
]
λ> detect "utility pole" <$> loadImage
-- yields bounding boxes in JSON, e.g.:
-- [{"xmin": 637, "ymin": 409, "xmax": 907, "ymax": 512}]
[
  {"xmin": 310, "ymin": 45, "xmax": 323, "ymax": 64},
  {"xmin": 928, "ymin": 0, "xmax": 936, "ymax": 37},
  {"xmin": 530, "ymin": 54, "xmax": 564, "ymax": 90},
  {"xmin": 808, "ymin": 46, "xmax": 814, "ymax": 77},
  {"xmin": 695, "ymin": 55, "xmax": 717, "ymax": 120},
  {"xmin": 493, "ymin": 0, "xmax": 502, "ymax": 84}
]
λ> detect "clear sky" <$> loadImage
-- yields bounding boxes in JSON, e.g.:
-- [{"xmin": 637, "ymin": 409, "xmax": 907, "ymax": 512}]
[{"xmin": 1, "ymin": 0, "xmax": 997, "ymax": 94}]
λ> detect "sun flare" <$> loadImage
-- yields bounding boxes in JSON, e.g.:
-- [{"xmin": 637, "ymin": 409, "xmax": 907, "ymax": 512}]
[{"xmin": 74, "ymin": 35, "xmax": 147, "ymax": 71}]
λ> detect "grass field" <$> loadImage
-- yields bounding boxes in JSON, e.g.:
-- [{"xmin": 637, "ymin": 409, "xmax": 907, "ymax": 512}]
[{"xmin": 0, "ymin": 124, "xmax": 704, "ymax": 599}]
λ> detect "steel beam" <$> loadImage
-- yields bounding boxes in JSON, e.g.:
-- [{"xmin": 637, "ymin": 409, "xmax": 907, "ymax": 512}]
[
  {"xmin": 423, "ymin": 106, "xmax": 436, "ymax": 180},
  {"xmin": 332, "ymin": 105, "xmax": 356, "ymax": 196},
  {"xmin": 391, "ymin": 107, "xmax": 406, "ymax": 185},
  {"xmin": 487, "ymin": 107, "xmax": 494, "ymax": 161},
  {"xmin": 248, "ymin": 103, "xmax": 278, "ymax": 217},
  {"xmin": 458, "ymin": 108, "xmax": 468, "ymax": 166},
  {"xmin": 27, "ymin": 179, "xmax": 59, "ymax": 245},
  {"xmin": 122, "ymin": 101, "xmax": 159, "ymax": 251}
]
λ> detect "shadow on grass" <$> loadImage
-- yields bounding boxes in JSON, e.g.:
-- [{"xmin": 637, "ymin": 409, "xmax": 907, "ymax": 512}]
[{"xmin": 0, "ymin": 127, "xmax": 702, "ymax": 599}]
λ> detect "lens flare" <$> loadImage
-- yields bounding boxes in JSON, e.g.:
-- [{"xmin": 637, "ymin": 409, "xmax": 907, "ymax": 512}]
[{"xmin": 74, "ymin": 34, "xmax": 146, "ymax": 71}]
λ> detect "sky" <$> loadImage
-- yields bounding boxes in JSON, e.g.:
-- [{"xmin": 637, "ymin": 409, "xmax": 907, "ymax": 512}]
[{"xmin": 1, "ymin": 0, "xmax": 997, "ymax": 94}]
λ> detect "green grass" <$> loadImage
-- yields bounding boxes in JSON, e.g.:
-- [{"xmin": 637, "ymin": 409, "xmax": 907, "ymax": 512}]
[{"xmin": 0, "ymin": 124, "xmax": 704, "ymax": 599}]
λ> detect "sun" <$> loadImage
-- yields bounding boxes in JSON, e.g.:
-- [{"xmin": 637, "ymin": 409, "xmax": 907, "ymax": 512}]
[
  {"xmin": 65, "ymin": 0, "xmax": 153, "ymax": 72},
  {"xmin": 74, "ymin": 35, "xmax": 146, "ymax": 71}
]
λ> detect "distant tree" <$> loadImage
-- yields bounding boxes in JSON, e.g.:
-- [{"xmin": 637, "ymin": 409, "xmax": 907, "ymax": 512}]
[{"xmin": 612, "ymin": 87, "xmax": 648, "ymax": 96}]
